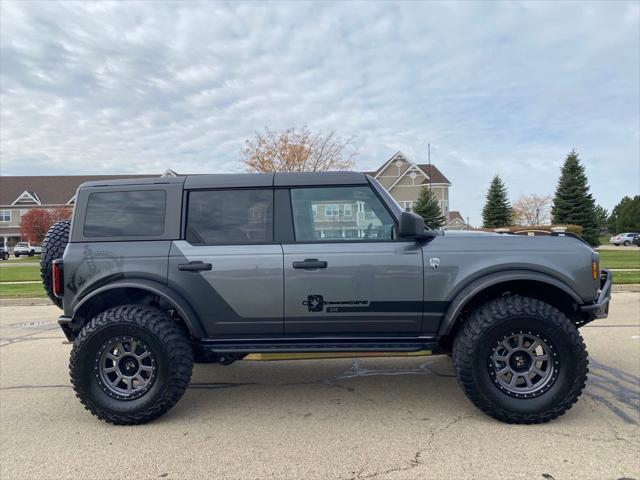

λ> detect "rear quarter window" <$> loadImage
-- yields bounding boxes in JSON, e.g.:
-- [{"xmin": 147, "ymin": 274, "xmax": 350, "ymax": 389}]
[{"xmin": 83, "ymin": 190, "xmax": 166, "ymax": 237}]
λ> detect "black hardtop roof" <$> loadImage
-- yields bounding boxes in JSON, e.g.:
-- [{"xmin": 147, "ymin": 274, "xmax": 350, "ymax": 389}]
[{"xmin": 79, "ymin": 171, "xmax": 370, "ymax": 189}]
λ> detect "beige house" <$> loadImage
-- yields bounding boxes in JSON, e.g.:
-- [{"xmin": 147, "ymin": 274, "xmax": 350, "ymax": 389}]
[{"xmin": 366, "ymin": 151, "xmax": 466, "ymax": 230}]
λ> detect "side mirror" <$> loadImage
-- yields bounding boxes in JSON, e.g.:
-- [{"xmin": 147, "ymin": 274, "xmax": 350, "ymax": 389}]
[{"xmin": 398, "ymin": 211, "xmax": 437, "ymax": 241}]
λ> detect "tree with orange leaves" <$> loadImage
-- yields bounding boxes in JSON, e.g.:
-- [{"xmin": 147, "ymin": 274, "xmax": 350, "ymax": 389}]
[{"xmin": 241, "ymin": 127, "xmax": 356, "ymax": 173}]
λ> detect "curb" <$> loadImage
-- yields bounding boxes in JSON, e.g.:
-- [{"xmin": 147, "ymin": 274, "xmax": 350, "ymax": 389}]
[
  {"xmin": 0, "ymin": 298, "xmax": 52, "ymax": 306},
  {"xmin": 612, "ymin": 284, "xmax": 640, "ymax": 292}
]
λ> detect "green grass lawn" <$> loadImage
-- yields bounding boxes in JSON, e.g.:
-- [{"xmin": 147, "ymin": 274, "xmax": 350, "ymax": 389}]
[
  {"xmin": 0, "ymin": 265, "xmax": 40, "ymax": 283},
  {"xmin": 0, "ymin": 282, "xmax": 47, "ymax": 298},
  {"xmin": 598, "ymin": 250, "xmax": 640, "ymax": 269},
  {"xmin": 610, "ymin": 271, "xmax": 640, "ymax": 284}
]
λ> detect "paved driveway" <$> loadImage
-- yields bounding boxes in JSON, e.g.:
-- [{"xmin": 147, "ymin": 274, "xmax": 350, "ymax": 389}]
[{"xmin": 1, "ymin": 294, "xmax": 638, "ymax": 480}]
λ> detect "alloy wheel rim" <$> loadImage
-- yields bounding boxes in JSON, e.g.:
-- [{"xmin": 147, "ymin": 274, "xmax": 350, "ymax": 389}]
[
  {"xmin": 488, "ymin": 330, "xmax": 558, "ymax": 398},
  {"xmin": 95, "ymin": 336, "xmax": 157, "ymax": 400}
]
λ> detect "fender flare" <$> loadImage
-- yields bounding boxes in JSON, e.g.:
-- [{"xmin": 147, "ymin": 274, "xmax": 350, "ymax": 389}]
[
  {"xmin": 438, "ymin": 269, "xmax": 583, "ymax": 336},
  {"xmin": 72, "ymin": 279, "xmax": 206, "ymax": 338}
]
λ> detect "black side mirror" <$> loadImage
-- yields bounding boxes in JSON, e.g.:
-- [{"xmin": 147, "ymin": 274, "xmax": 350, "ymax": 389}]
[{"xmin": 398, "ymin": 211, "xmax": 437, "ymax": 242}]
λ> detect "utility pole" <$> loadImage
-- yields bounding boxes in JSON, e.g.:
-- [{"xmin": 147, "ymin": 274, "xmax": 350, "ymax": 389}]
[{"xmin": 427, "ymin": 143, "xmax": 432, "ymax": 191}]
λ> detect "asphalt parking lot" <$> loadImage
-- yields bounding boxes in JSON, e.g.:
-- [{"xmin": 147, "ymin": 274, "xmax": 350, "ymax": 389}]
[{"xmin": 1, "ymin": 293, "xmax": 638, "ymax": 480}]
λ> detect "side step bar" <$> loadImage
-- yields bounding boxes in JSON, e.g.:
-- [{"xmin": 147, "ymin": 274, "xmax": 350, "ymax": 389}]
[{"xmin": 198, "ymin": 337, "xmax": 439, "ymax": 354}]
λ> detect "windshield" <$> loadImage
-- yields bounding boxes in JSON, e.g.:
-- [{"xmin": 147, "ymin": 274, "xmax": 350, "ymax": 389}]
[{"xmin": 367, "ymin": 176, "xmax": 403, "ymax": 219}]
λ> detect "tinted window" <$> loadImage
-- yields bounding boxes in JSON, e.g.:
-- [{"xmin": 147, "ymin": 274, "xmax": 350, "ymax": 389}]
[
  {"xmin": 290, "ymin": 186, "xmax": 395, "ymax": 241},
  {"xmin": 84, "ymin": 190, "xmax": 166, "ymax": 237},
  {"xmin": 186, "ymin": 189, "xmax": 273, "ymax": 245}
]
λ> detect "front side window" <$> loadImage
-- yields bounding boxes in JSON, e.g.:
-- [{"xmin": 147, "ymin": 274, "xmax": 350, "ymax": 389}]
[
  {"xmin": 0, "ymin": 210, "xmax": 10, "ymax": 222},
  {"xmin": 84, "ymin": 190, "xmax": 166, "ymax": 237},
  {"xmin": 186, "ymin": 189, "xmax": 273, "ymax": 245},
  {"xmin": 290, "ymin": 186, "xmax": 395, "ymax": 241}
]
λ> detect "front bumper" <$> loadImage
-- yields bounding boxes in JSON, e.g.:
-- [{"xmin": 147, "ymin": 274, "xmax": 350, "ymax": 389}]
[{"xmin": 579, "ymin": 269, "xmax": 612, "ymax": 320}]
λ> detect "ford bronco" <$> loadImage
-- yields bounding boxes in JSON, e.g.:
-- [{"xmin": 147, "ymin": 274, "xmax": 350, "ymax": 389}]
[{"xmin": 40, "ymin": 172, "xmax": 611, "ymax": 425}]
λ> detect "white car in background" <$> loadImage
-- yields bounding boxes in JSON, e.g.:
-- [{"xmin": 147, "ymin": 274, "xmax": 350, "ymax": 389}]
[
  {"xmin": 13, "ymin": 242, "xmax": 42, "ymax": 257},
  {"xmin": 609, "ymin": 232, "xmax": 639, "ymax": 246}
]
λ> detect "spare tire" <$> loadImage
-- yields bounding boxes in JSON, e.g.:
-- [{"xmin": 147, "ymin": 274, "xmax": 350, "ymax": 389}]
[{"xmin": 40, "ymin": 219, "xmax": 71, "ymax": 309}]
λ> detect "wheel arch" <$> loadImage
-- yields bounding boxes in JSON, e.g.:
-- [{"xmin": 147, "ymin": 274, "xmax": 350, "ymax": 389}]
[
  {"xmin": 438, "ymin": 270, "xmax": 584, "ymax": 341},
  {"xmin": 70, "ymin": 279, "xmax": 206, "ymax": 339}
]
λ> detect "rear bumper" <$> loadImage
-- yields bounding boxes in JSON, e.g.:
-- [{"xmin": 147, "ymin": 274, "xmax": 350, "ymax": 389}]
[{"xmin": 579, "ymin": 269, "xmax": 612, "ymax": 320}]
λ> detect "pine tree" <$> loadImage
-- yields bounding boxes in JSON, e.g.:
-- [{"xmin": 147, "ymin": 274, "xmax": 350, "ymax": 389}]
[
  {"xmin": 551, "ymin": 150, "xmax": 599, "ymax": 246},
  {"xmin": 413, "ymin": 187, "xmax": 446, "ymax": 229},
  {"xmin": 482, "ymin": 175, "xmax": 512, "ymax": 228},
  {"xmin": 593, "ymin": 205, "xmax": 609, "ymax": 235}
]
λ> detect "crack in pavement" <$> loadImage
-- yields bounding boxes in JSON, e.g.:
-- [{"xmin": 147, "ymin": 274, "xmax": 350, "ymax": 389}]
[{"xmin": 586, "ymin": 358, "xmax": 640, "ymax": 425}]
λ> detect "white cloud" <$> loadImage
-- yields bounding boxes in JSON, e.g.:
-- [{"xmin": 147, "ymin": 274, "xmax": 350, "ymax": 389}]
[{"xmin": 1, "ymin": 1, "xmax": 638, "ymax": 224}]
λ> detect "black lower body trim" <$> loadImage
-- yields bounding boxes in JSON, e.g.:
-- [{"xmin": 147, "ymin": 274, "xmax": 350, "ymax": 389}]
[{"xmin": 198, "ymin": 336, "xmax": 438, "ymax": 354}]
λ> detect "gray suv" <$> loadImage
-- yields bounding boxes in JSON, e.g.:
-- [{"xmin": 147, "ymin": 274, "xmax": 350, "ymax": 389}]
[{"xmin": 40, "ymin": 172, "xmax": 611, "ymax": 425}]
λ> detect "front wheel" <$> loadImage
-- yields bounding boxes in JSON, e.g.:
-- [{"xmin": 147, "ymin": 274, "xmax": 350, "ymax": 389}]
[
  {"xmin": 2, "ymin": 252, "xmax": 7, "ymax": 261},
  {"xmin": 70, "ymin": 305, "xmax": 194, "ymax": 425},
  {"xmin": 14, "ymin": 252, "xmax": 20, "ymax": 257},
  {"xmin": 452, "ymin": 295, "xmax": 588, "ymax": 424}
]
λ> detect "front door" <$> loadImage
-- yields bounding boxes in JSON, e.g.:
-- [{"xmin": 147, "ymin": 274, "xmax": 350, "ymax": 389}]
[
  {"xmin": 168, "ymin": 188, "xmax": 283, "ymax": 337},
  {"xmin": 283, "ymin": 185, "xmax": 423, "ymax": 334}
]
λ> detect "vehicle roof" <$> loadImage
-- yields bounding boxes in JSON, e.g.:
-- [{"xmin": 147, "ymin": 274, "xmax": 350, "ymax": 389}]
[{"xmin": 79, "ymin": 172, "xmax": 370, "ymax": 189}]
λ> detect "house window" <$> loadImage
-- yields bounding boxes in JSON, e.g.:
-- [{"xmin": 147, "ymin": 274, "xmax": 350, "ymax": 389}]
[
  {"xmin": 343, "ymin": 204, "xmax": 352, "ymax": 216},
  {"xmin": 0, "ymin": 210, "xmax": 10, "ymax": 222},
  {"xmin": 325, "ymin": 205, "xmax": 339, "ymax": 217}
]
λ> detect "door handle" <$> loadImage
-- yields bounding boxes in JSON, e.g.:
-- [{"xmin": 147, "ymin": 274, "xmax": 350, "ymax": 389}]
[
  {"xmin": 178, "ymin": 261, "xmax": 212, "ymax": 272},
  {"xmin": 293, "ymin": 258, "xmax": 328, "ymax": 269}
]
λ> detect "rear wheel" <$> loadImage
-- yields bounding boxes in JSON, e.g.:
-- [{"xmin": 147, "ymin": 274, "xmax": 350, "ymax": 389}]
[
  {"xmin": 452, "ymin": 295, "xmax": 588, "ymax": 424},
  {"xmin": 40, "ymin": 219, "xmax": 71, "ymax": 308},
  {"xmin": 2, "ymin": 252, "xmax": 7, "ymax": 261},
  {"xmin": 623, "ymin": 240, "xmax": 630, "ymax": 246},
  {"xmin": 70, "ymin": 305, "xmax": 193, "ymax": 425},
  {"xmin": 14, "ymin": 252, "xmax": 20, "ymax": 257}
]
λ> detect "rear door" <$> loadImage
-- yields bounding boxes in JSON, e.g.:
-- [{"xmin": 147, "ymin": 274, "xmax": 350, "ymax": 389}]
[
  {"xmin": 168, "ymin": 188, "xmax": 284, "ymax": 337},
  {"xmin": 282, "ymin": 185, "xmax": 424, "ymax": 334}
]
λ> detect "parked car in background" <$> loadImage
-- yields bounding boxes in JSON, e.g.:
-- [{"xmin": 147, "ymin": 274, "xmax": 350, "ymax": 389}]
[
  {"xmin": 609, "ymin": 232, "xmax": 639, "ymax": 246},
  {"xmin": 0, "ymin": 246, "xmax": 9, "ymax": 260},
  {"xmin": 633, "ymin": 236, "xmax": 640, "ymax": 247},
  {"xmin": 13, "ymin": 242, "xmax": 42, "ymax": 257}
]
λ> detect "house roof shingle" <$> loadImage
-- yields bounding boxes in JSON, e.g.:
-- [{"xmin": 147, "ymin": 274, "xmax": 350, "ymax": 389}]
[
  {"xmin": 447, "ymin": 210, "xmax": 464, "ymax": 223},
  {"xmin": 416, "ymin": 164, "xmax": 451, "ymax": 185},
  {"xmin": 0, "ymin": 175, "xmax": 157, "ymax": 206}
]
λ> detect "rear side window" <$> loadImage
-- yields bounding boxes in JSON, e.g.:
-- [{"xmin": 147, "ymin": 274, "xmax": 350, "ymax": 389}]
[
  {"xmin": 186, "ymin": 189, "xmax": 273, "ymax": 245},
  {"xmin": 84, "ymin": 190, "xmax": 166, "ymax": 237}
]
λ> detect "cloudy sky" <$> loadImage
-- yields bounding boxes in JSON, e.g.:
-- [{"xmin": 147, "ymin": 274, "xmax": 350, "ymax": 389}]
[{"xmin": 1, "ymin": 1, "xmax": 638, "ymax": 224}]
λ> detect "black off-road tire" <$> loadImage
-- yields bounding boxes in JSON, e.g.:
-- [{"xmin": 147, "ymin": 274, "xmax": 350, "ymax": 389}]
[
  {"xmin": 40, "ymin": 219, "xmax": 71, "ymax": 308},
  {"xmin": 70, "ymin": 305, "xmax": 194, "ymax": 425},
  {"xmin": 452, "ymin": 295, "xmax": 588, "ymax": 424}
]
